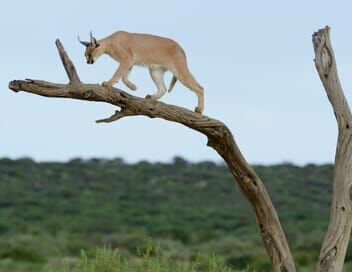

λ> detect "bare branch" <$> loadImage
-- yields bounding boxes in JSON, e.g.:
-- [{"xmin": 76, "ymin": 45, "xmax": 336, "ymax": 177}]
[
  {"xmin": 8, "ymin": 39, "xmax": 296, "ymax": 271},
  {"xmin": 55, "ymin": 39, "xmax": 81, "ymax": 83},
  {"xmin": 313, "ymin": 26, "xmax": 352, "ymax": 272},
  {"xmin": 313, "ymin": 26, "xmax": 352, "ymax": 130},
  {"xmin": 96, "ymin": 109, "xmax": 136, "ymax": 123}
]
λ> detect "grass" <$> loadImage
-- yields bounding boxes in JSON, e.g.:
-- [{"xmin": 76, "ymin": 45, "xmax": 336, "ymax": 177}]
[{"xmin": 48, "ymin": 244, "xmax": 244, "ymax": 272}]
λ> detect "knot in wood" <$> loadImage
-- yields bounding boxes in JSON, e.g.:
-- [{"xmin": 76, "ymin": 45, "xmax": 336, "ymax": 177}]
[
  {"xmin": 83, "ymin": 90, "xmax": 94, "ymax": 99},
  {"xmin": 243, "ymin": 175, "xmax": 258, "ymax": 192},
  {"xmin": 312, "ymin": 34, "xmax": 321, "ymax": 48},
  {"xmin": 320, "ymin": 247, "xmax": 337, "ymax": 271},
  {"xmin": 321, "ymin": 46, "xmax": 332, "ymax": 77}
]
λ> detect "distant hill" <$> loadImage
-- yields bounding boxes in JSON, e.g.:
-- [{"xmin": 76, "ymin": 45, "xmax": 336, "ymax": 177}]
[{"xmin": 1, "ymin": 157, "xmax": 348, "ymax": 271}]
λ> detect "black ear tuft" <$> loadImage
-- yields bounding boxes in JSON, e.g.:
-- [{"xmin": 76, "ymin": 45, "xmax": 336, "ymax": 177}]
[
  {"xmin": 78, "ymin": 36, "xmax": 90, "ymax": 47},
  {"xmin": 92, "ymin": 37, "xmax": 98, "ymax": 46}
]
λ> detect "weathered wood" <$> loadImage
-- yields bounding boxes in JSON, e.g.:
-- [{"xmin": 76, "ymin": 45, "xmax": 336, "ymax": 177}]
[
  {"xmin": 313, "ymin": 26, "xmax": 352, "ymax": 272},
  {"xmin": 55, "ymin": 39, "xmax": 81, "ymax": 83},
  {"xmin": 8, "ymin": 39, "xmax": 296, "ymax": 271}
]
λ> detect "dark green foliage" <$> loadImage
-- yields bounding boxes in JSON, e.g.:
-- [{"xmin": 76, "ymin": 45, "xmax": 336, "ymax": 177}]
[{"xmin": 0, "ymin": 158, "xmax": 347, "ymax": 271}]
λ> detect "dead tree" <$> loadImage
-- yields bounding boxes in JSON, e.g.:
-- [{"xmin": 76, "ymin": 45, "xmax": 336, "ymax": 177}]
[
  {"xmin": 313, "ymin": 26, "xmax": 352, "ymax": 272},
  {"xmin": 7, "ymin": 26, "xmax": 352, "ymax": 272}
]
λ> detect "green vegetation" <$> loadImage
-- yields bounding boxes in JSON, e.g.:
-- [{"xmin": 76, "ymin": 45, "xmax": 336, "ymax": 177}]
[
  {"xmin": 50, "ymin": 245, "xmax": 240, "ymax": 272},
  {"xmin": 0, "ymin": 157, "xmax": 351, "ymax": 271}
]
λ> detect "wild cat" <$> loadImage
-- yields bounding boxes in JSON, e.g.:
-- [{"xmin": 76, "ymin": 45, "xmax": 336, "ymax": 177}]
[{"xmin": 78, "ymin": 31, "xmax": 204, "ymax": 114}]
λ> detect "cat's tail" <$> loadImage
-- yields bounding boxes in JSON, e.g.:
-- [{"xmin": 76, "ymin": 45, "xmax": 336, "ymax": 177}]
[{"xmin": 168, "ymin": 76, "xmax": 177, "ymax": 92}]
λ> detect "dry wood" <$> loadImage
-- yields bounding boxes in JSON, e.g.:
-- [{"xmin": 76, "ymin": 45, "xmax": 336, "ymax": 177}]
[
  {"xmin": 8, "ymin": 39, "xmax": 296, "ymax": 271},
  {"xmin": 55, "ymin": 39, "xmax": 81, "ymax": 84},
  {"xmin": 313, "ymin": 26, "xmax": 352, "ymax": 272}
]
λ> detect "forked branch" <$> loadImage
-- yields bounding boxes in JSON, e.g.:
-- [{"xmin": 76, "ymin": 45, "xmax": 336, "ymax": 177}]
[
  {"xmin": 8, "ymin": 39, "xmax": 296, "ymax": 271},
  {"xmin": 313, "ymin": 26, "xmax": 352, "ymax": 272}
]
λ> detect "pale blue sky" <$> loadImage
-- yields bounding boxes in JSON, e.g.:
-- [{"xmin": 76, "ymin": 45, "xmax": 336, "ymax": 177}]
[{"xmin": 1, "ymin": 0, "xmax": 352, "ymax": 164}]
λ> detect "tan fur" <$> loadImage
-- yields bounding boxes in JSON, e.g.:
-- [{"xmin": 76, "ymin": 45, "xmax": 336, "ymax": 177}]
[{"xmin": 82, "ymin": 31, "xmax": 204, "ymax": 114}]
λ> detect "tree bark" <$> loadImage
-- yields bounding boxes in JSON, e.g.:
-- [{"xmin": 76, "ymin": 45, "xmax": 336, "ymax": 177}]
[
  {"xmin": 8, "ymin": 39, "xmax": 296, "ymax": 271},
  {"xmin": 313, "ymin": 26, "xmax": 352, "ymax": 272}
]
